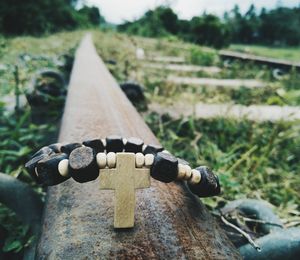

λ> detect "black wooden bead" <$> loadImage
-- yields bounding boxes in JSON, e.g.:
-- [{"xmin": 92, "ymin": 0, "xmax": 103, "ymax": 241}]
[
  {"xmin": 31, "ymin": 146, "xmax": 53, "ymax": 159},
  {"xmin": 106, "ymin": 135, "xmax": 123, "ymax": 152},
  {"xmin": 48, "ymin": 143, "xmax": 62, "ymax": 153},
  {"xmin": 61, "ymin": 143, "xmax": 82, "ymax": 155},
  {"xmin": 124, "ymin": 137, "xmax": 144, "ymax": 153},
  {"xmin": 143, "ymin": 144, "xmax": 164, "ymax": 155},
  {"xmin": 25, "ymin": 153, "xmax": 49, "ymax": 183},
  {"xmin": 83, "ymin": 139, "xmax": 105, "ymax": 153},
  {"xmin": 187, "ymin": 166, "xmax": 221, "ymax": 197},
  {"xmin": 150, "ymin": 152, "xmax": 178, "ymax": 183},
  {"xmin": 36, "ymin": 153, "xmax": 69, "ymax": 186},
  {"xmin": 69, "ymin": 146, "xmax": 99, "ymax": 183}
]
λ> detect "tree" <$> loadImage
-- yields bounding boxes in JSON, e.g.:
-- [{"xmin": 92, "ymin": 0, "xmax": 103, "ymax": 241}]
[
  {"xmin": 0, "ymin": 0, "xmax": 105, "ymax": 35},
  {"xmin": 259, "ymin": 7, "xmax": 300, "ymax": 45},
  {"xmin": 78, "ymin": 6, "xmax": 105, "ymax": 26},
  {"xmin": 118, "ymin": 4, "xmax": 300, "ymax": 48},
  {"xmin": 118, "ymin": 6, "xmax": 178, "ymax": 37},
  {"xmin": 189, "ymin": 14, "xmax": 230, "ymax": 48}
]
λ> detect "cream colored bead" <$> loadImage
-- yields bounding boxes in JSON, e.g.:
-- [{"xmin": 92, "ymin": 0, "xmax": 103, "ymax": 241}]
[
  {"xmin": 123, "ymin": 138, "xmax": 128, "ymax": 146},
  {"xmin": 145, "ymin": 154, "xmax": 154, "ymax": 167},
  {"xmin": 190, "ymin": 169, "xmax": 201, "ymax": 184},
  {"xmin": 34, "ymin": 167, "xmax": 39, "ymax": 177},
  {"xmin": 142, "ymin": 144, "xmax": 147, "ymax": 152},
  {"xmin": 96, "ymin": 153, "xmax": 107, "ymax": 169},
  {"xmin": 177, "ymin": 163, "xmax": 186, "ymax": 180},
  {"xmin": 107, "ymin": 152, "xmax": 116, "ymax": 168},
  {"xmin": 135, "ymin": 153, "xmax": 145, "ymax": 168},
  {"xmin": 58, "ymin": 159, "xmax": 69, "ymax": 177},
  {"xmin": 183, "ymin": 165, "xmax": 192, "ymax": 180},
  {"xmin": 101, "ymin": 138, "xmax": 106, "ymax": 147}
]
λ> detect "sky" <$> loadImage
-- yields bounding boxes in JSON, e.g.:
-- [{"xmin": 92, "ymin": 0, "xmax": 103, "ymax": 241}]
[{"xmin": 85, "ymin": 0, "xmax": 300, "ymax": 24}]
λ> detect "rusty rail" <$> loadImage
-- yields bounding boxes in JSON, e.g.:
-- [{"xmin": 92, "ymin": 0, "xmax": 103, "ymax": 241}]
[
  {"xmin": 219, "ymin": 50, "xmax": 300, "ymax": 71},
  {"xmin": 36, "ymin": 34, "xmax": 241, "ymax": 259}
]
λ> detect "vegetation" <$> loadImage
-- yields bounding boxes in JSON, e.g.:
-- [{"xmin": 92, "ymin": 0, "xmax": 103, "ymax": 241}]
[
  {"xmin": 118, "ymin": 6, "xmax": 231, "ymax": 49},
  {"xmin": 0, "ymin": 30, "xmax": 83, "ymax": 257},
  {"xmin": 0, "ymin": 107, "xmax": 55, "ymax": 255},
  {"xmin": 0, "ymin": 0, "xmax": 104, "ymax": 35},
  {"xmin": 132, "ymin": 32, "xmax": 300, "ymax": 228},
  {"xmin": 119, "ymin": 5, "xmax": 300, "ymax": 48},
  {"xmin": 145, "ymin": 114, "xmax": 300, "ymax": 219},
  {"xmin": 0, "ymin": 28, "xmax": 299, "ymax": 256}
]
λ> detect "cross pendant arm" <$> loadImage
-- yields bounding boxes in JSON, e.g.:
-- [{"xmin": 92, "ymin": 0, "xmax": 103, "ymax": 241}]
[{"xmin": 99, "ymin": 169, "xmax": 116, "ymax": 189}]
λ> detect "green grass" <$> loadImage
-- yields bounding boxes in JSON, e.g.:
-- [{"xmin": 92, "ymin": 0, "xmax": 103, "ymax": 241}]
[
  {"xmin": 0, "ymin": 31, "xmax": 83, "ymax": 95},
  {"xmin": 0, "ymin": 31, "xmax": 84, "ymax": 256},
  {"xmin": 229, "ymin": 44, "xmax": 300, "ymax": 62},
  {"xmin": 1, "ymin": 29, "xmax": 300, "ymax": 256},
  {"xmin": 0, "ymin": 105, "xmax": 57, "ymax": 255},
  {"xmin": 145, "ymin": 113, "xmax": 300, "ymax": 221}
]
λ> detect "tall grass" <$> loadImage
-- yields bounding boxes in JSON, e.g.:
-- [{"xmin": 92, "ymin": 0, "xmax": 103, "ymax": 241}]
[{"xmin": 145, "ymin": 112, "xmax": 300, "ymax": 222}]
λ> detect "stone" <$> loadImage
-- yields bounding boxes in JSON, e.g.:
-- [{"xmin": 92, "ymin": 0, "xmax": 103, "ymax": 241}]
[
  {"xmin": 83, "ymin": 139, "xmax": 105, "ymax": 153},
  {"xmin": 61, "ymin": 143, "xmax": 82, "ymax": 155},
  {"xmin": 48, "ymin": 143, "xmax": 62, "ymax": 153},
  {"xmin": 143, "ymin": 144, "xmax": 164, "ymax": 155},
  {"xmin": 151, "ymin": 152, "xmax": 178, "ymax": 183},
  {"xmin": 187, "ymin": 166, "xmax": 221, "ymax": 197},
  {"xmin": 36, "ymin": 153, "xmax": 69, "ymax": 186},
  {"xmin": 25, "ymin": 153, "xmax": 49, "ymax": 183},
  {"xmin": 106, "ymin": 135, "xmax": 123, "ymax": 152},
  {"xmin": 31, "ymin": 146, "xmax": 53, "ymax": 159},
  {"xmin": 124, "ymin": 137, "xmax": 144, "ymax": 153},
  {"xmin": 69, "ymin": 146, "xmax": 98, "ymax": 183}
]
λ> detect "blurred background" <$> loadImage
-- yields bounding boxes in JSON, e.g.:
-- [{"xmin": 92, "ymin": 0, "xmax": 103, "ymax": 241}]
[{"xmin": 0, "ymin": 0, "xmax": 300, "ymax": 259}]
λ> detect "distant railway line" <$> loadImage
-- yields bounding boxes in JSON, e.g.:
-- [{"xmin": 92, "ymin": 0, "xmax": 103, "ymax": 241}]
[{"xmin": 219, "ymin": 50, "xmax": 300, "ymax": 71}]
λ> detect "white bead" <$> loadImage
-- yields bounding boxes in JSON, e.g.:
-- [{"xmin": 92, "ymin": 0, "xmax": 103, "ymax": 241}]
[
  {"xmin": 145, "ymin": 154, "xmax": 154, "ymax": 167},
  {"xmin": 96, "ymin": 153, "xmax": 107, "ymax": 169},
  {"xmin": 177, "ymin": 163, "xmax": 186, "ymax": 180},
  {"xmin": 58, "ymin": 159, "xmax": 69, "ymax": 177},
  {"xmin": 107, "ymin": 152, "xmax": 116, "ymax": 168},
  {"xmin": 162, "ymin": 150, "xmax": 170, "ymax": 154},
  {"xmin": 142, "ymin": 144, "xmax": 147, "ymax": 152},
  {"xmin": 123, "ymin": 138, "xmax": 127, "ymax": 145},
  {"xmin": 183, "ymin": 165, "xmax": 192, "ymax": 180},
  {"xmin": 190, "ymin": 169, "xmax": 201, "ymax": 184},
  {"xmin": 135, "ymin": 153, "xmax": 145, "ymax": 168},
  {"xmin": 34, "ymin": 167, "xmax": 39, "ymax": 177},
  {"xmin": 101, "ymin": 138, "xmax": 106, "ymax": 147}
]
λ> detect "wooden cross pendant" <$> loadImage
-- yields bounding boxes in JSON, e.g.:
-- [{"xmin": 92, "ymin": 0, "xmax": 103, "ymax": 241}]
[{"xmin": 99, "ymin": 153, "xmax": 150, "ymax": 228}]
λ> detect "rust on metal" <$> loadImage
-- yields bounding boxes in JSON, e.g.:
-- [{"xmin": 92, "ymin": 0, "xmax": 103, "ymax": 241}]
[
  {"xmin": 219, "ymin": 50, "xmax": 300, "ymax": 71},
  {"xmin": 36, "ymin": 34, "xmax": 241, "ymax": 259}
]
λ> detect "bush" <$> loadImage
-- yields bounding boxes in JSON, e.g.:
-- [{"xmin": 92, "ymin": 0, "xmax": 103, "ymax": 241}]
[
  {"xmin": 0, "ymin": 0, "xmax": 104, "ymax": 35},
  {"xmin": 188, "ymin": 47, "xmax": 216, "ymax": 66}
]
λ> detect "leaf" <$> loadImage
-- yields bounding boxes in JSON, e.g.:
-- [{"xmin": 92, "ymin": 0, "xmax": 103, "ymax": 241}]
[{"xmin": 3, "ymin": 240, "xmax": 23, "ymax": 253}]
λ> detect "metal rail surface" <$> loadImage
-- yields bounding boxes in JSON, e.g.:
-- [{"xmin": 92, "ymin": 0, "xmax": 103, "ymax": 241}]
[
  {"xmin": 219, "ymin": 50, "xmax": 300, "ymax": 71},
  {"xmin": 36, "ymin": 34, "xmax": 241, "ymax": 259}
]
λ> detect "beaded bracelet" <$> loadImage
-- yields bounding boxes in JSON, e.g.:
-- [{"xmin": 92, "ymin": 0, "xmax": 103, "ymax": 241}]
[{"xmin": 25, "ymin": 135, "xmax": 221, "ymax": 198}]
